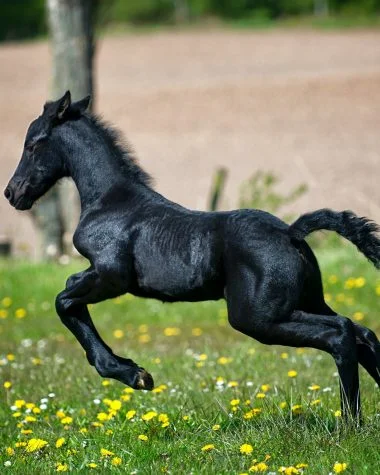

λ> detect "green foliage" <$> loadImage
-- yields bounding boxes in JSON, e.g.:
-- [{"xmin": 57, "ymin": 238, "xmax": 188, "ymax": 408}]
[
  {"xmin": 0, "ymin": 0, "xmax": 46, "ymax": 41},
  {"xmin": 1, "ymin": 0, "xmax": 379, "ymax": 42},
  {"xmin": 238, "ymin": 171, "xmax": 307, "ymax": 221}
]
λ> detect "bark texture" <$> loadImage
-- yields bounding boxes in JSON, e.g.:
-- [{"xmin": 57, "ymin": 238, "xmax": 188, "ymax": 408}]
[{"xmin": 34, "ymin": 0, "xmax": 96, "ymax": 258}]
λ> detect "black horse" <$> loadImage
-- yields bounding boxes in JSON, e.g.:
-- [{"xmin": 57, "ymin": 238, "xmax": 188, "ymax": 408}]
[{"xmin": 4, "ymin": 91, "xmax": 380, "ymax": 421}]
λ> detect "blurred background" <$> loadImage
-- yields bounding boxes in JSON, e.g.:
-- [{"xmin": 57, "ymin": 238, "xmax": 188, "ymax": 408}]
[{"xmin": 0, "ymin": 0, "xmax": 380, "ymax": 260}]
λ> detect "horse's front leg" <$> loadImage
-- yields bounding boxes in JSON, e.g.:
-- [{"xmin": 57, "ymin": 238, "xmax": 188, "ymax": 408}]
[{"xmin": 55, "ymin": 269, "xmax": 154, "ymax": 390}]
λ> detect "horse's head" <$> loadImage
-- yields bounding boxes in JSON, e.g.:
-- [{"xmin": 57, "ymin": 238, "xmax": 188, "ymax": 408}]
[{"xmin": 4, "ymin": 91, "xmax": 90, "ymax": 210}]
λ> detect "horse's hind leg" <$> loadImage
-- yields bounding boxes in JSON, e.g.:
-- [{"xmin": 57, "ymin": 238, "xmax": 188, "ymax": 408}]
[
  {"xmin": 226, "ymin": 266, "xmax": 361, "ymax": 420},
  {"xmin": 55, "ymin": 268, "xmax": 154, "ymax": 390},
  {"xmin": 308, "ymin": 296, "xmax": 380, "ymax": 388}
]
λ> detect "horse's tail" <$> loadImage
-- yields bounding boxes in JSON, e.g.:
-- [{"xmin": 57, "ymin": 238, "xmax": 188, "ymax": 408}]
[{"xmin": 288, "ymin": 208, "xmax": 380, "ymax": 269}]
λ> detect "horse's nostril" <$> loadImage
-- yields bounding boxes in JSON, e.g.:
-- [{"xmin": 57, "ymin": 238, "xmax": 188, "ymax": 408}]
[{"xmin": 4, "ymin": 187, "xmax": 12, "ymax": 201}]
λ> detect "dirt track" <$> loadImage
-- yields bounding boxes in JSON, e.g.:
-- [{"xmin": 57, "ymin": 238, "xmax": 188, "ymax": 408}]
[{"xmin": 1, "ymin": 29, "xmax": 380, "ymax": 257}]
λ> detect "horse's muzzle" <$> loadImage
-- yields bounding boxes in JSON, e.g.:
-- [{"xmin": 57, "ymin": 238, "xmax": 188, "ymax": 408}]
[{"xmin": 4, "ymin": 181, "xmax": 32, "ymax": 210}]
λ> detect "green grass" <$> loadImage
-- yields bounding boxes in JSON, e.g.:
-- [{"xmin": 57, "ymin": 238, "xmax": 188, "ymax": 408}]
[{"xmin": 0, "ymin": 243, "xmax": 379, "ymax": 474}]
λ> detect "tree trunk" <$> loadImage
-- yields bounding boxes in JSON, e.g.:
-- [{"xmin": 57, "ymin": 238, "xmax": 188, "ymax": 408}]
[
  {"xmin": 314, "ymin": 0, "xmax": 329, "ymax": 17},
  {"xmin": 173, "ymin": 0, "xmax": 190, "ymax": 23},
  {"xmin": 34, "ymin": 0, "xmax": 96, "ymax": 259}
]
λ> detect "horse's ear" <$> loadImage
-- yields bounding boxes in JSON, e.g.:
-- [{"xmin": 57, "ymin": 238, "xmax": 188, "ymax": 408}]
[
  {"xmin": 44, "ymin": 90, "xmax": 72, "ymax": 120},
  {"xmin": 56, "ymin": 90, "xmax": 72, "ymax": 119},
  {"xmin": 71, "ymin": 95, "xmax": 91, "ymax": 114}
]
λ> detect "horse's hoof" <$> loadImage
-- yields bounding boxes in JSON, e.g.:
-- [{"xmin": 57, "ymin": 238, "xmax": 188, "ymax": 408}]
[{"xmin": 135, "ymin": 369, "xmax": 154, "ymax": 390}]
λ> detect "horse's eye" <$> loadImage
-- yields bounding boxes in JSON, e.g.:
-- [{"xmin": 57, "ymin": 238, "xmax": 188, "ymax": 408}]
[{"xmin": 25, "ymin": 142, "xmax": 38, "ymax": 154}]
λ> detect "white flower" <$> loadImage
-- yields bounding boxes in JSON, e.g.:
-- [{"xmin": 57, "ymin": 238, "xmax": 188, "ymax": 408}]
[
  {"xmin": 93, "ymin": 399, "xmax": 101, "ymax": 405},
  {"xmin": 21, "ymin": 339, "xmax": 32, "ymax": 348},
  {"xmin": 40, "ymin": 404, "xmax": 47, "ymax": 410},
  {"xmin": 48, "ymin": 393, "xmax": 55, "ymax": 398},
  {"xmin": 40, "ymin": 398, "xmax": 48, "ymax": 403},
  {"xmin": 4, "ymin": 461, "xmax": 11, "ymax": 467}
]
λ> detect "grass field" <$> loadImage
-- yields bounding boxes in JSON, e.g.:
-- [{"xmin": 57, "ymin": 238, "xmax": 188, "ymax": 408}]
[{"xmin": 0, "ymin": 243, "xmax": 379, "ymax": 474}]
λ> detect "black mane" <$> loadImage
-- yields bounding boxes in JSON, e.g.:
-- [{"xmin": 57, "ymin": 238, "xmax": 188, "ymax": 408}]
[{"xmin": 85, "ymin": 113, "xmax": 153, "ymax": 187}]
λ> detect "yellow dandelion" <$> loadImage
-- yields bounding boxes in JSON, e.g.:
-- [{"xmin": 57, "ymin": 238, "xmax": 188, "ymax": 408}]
[
  {"xmin": 344, "ymin": 277, "xmax": 355, "ymax": 289},
  {"xmin": 87, "ymin": 463, "xmax": 97, "ymax": 468},
  {"xmin": 279, "ymin": 466, "xmax": 300, "ymax": 475},
  {"xmin": 112, "ymin": 457, "xmax": 122, "ymax": 466},
  {"xmin": 2, "ymin": 297, "xmax": 12, "ymax": 307},
  {"xmin": 217, "ymin": 356, "xmax": 232, "ymax": 365},
  {"xmin": 15, "ymin": 308, "xmax": 27, "ymax": 319},
  {"xmin": 334, "ymin": 410, "xmax": 342, "ymax": 418},
  {"xmin": 281, "ymin": 352, "xmax": 289, "ymax": 359},
  {"xmin": 310, "ymin": 399, "xmax": 321, "ymax": 406},
  {"xmin": 91, "ymin": 422, "xmax": 103, "ymax": 428},
  {"xmin": 308, "ymin": 384, "xmax": 320, "ymax": 391},
  {"xmin": 6, "ymin": 447, "xmax": 15, "ymax": 456},
  {"xmin": 142, "ymin": 411, "xmax": 158, "ymax": 421},
  {"xmin": 56, "ymin": 410, "xmax": 66, "ymax": 419},
  {"xmin": 192, "ymin": 327, "xmax": 203, "ymax": 336},
  {"xmin": 0, "ymin": 309, "xmax": 8, "ymax": 319},
  {"xmin": 240, "ymin": 444, "xmax": 253, "ymax": 455},
  {"xmin": 138, "ymin": 434, "xmax": 148, "ymax": 441},
  {"xmin": 230, "ymin": 399, "xmax": 240, "ymax": 406},
  {"xmin": 109, "ymin": 399, "xmax": 122, "ymax": 411},
  {"xmin": 25, "ymin": 438, "xmax": 48, "ymax": 452},
  {"xmin": 158, "ymin": 413, "xmax": 169, "ymax": 423},
  {"xmin": 355, "ymin": 277, "xmax": 366, "ymax": 288},
  {"xmin": 249, "ymin": 462, "xmax": 268, "ymax": 472},
  {"xmin": 4, "ymin": 381, "xmax": 12, "ymax": 389},
  {"xmin": 60, "ymin": 416, "xmax": 73, "ymax": 425},
  {"xmin": 31, "ymin": 357, "xmax": 43, "ymax": 365},
  {"xmin": 55, "ymin": 438, "xmax": 66, "ymax": 448},
  {"xmin": 291, "ymin": 404, "xmax": 302, "ymax": 415},
  {"xmin": 15, "ymin": 442, "xmax": 27, "ymax": 448},
  {"xmin": 21, "ymin": 429, "xmax": 33, "ymax": 435},
  {"xmin": 212, "ymin": 424, "xmax": 220, "ymax": 431},
  {"xmin": 163, "ymin": 327, "xmax": 181, "ymax": 336},
  {"xmin": 256, "ymin": 393, "xmax": 266, "ymax": 399},
  {"xmin": 25, "ymin": 416, "xmax": 37, "ymax": 422},
  {"xmin": 79, "ymin": 428, "xmax": 88, "ymax": 434},
  {"xmin": 183, "ymin": 415, "xmax": 190, "ymax": 421},
  {"xmin": 32, "ymin": 407, "xmax": 41, "ymax": 414},
  {"xmin": 6, "ymin": 354, "xmax": 15, "ymax": 361},
  {"xmin": 101, "ymin": 380, "xmax": 111, "ymax": 386},
  {"xmin": 227, "ymin": 381, "xmax": 239, "ymax": 388},
  {"xmin": 139, "ymin": 333, "xmax": 151, "ymax": 343},
  {"xmin": 56, "ymin": 463, "xmax": 69, "ymax": 472},
  {"xmin": 100, "ymin": 448, "xmax": 114, "ymax": 457},
  {"xmin": 333, "ymin": 462, "xmax": 348, "ymax": 473},
  {"xmin": 201, "ymin": 444, "xmax": 215, "ymax": 452},
  {"xmin": 287, "ymin": 370, "xmax": 297, "ymax": 378},
  {"xmin": 113, "ymin": 329, "xmax": 124, "ymax": 339},
  {"xmin": 14, "ymin": 399, "xmax": 25, "ymax": 408},
  {"xmin": 261, "ymin": 384, "xmax": 270, "ymax": 392},
  {"xmin": 353, "ymin": 311, "xmax": 364, "ymax": 321},
  {"xmin": 126, "ymin": 410, "xmax": 136, "ymax": 420}
]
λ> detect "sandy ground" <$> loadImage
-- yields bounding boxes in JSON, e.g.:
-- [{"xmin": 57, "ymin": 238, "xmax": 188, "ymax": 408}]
[{"xmin": 1, "ymin": 29, "xmax": 380, "ymax": 257}]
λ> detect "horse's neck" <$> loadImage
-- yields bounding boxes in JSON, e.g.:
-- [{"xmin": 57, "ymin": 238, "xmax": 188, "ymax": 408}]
[{"xmin": 61, "ymin": 124, "xmax": 132, "ymax": 210}]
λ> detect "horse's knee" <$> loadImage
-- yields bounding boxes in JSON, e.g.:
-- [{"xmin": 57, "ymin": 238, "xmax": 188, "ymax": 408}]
[{"xmin": 55, "ymin": 291, "xmax": 73, "ymax": 317}]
